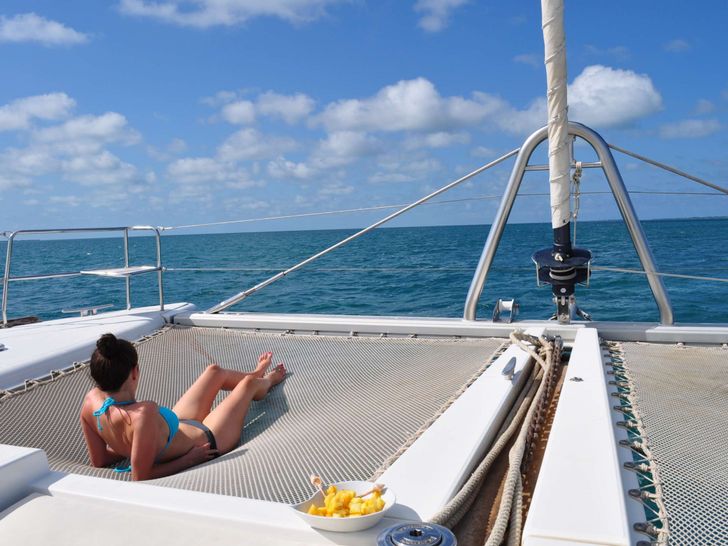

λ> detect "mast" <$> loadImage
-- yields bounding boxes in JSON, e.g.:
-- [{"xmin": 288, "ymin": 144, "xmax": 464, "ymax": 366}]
[
  {"xmin": 533, "ymin": 0, "xmax": 592, "ymax": 323},
  {"xmin": 541, "ymin": 0, "xmax": 571, "ymax": 253}
]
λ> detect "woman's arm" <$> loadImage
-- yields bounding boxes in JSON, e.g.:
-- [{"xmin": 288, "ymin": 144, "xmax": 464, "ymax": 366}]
[
  {"xmin": 129, "ymin": 405, "xmax": 216, "ymax": 481},
  {"xmin": 80, "ymin": 412, "xmax": 125, "ymax": 468},
  {"xmin": 133, "ymin": 443, "xmax": 216, "ymax": 481}
]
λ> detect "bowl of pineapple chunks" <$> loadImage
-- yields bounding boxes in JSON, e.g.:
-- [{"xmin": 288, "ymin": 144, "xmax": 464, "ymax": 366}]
[{"xmin": 291, "ymin": 480, "xmax": 395, "ymax": 532}]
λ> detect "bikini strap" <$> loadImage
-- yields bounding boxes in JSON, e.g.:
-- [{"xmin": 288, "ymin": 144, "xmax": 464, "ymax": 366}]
[{"xmin": 92, "ymin": 397, "xmax": 136, "ymax": 431}]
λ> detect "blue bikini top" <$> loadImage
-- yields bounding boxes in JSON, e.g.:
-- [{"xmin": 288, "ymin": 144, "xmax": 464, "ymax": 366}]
[{"xmin": 92, "ymin": 397, "xmax": 179, "ymax": 472}]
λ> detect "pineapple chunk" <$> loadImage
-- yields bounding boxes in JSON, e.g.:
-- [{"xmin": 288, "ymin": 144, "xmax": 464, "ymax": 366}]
[{"xmin": 306, "ymin": 484, "xmax": 386, "ymax": 518}]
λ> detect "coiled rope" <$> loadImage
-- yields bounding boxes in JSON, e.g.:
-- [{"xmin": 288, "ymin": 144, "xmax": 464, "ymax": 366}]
[{"xmin": 428, "ymin": 332, "xmax": 557, "ymax": 546}]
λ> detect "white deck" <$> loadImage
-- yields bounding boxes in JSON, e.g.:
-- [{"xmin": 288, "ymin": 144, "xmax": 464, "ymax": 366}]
[
  {"xmin": 0, "ymin": 303, "xmax": 195, "ymax": 390},
  {"xmin": 522, "ymin": 329, "xmax": 643, "ymax": 546},
  {"xmin": 176, "ymin": 311, "xmax": 728, "ymax": 344}
]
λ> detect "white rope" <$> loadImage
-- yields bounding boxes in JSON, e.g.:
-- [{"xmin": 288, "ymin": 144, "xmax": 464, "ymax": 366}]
[
  {"xmin": 485, "ymin": 335, "xmax": 554, "ymax": 546},
  {"xmin": 506, "ymin": 473, "xmax": 524, "ymax": 546}
]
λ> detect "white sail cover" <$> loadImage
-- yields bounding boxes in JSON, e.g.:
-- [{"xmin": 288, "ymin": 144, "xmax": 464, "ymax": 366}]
[{"xmin": 541, "ymin": 0, "xmax": 571, "ymax": 229}]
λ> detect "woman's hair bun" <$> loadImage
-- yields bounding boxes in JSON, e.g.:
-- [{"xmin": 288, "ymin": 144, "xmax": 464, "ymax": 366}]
[{"xmin": 96, "ymin": 333, "xmax": 119, "ymax": 358}]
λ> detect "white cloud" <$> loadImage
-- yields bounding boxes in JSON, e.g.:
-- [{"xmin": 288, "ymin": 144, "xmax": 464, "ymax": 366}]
[
  {"xmin": 312, "ymin": 131, "xmax": 382, "ymax": 167},
  {"xmin": 664, "ymin": 39, "xmax": 691, "ymax": 52},
  {"xmin": 263, "ymin": 130, "xmax": 382, "ymax": 179},
  {"xmin": 221, "ymin": 100, "xmax": 256, "ymax": 124},
  {"xmin": 257, "ymin": 91, "xmax": 315, "ymax": 124},
  {"xmin": 49, "ymin": 195, "xmax": 83, "ymax": 206},
  {"xmin": 0, "ymin": 172, "xmax": 30, "ymax": 190},
  {"xmin": 217, "ymin": 128, "xmax": 297, "ymax": 161},
  {"xmin": 0, "ymin": 13, "xmax": 88, "ymax": 46},
  {"xmin": 147, "ymin": 138, "xmax": 188, "ymax": 161},
  {"xmin": 471, "ymin": 145, "xmax": 496, "ymax": 157},
  {"xmin": 201, "ymin": 90, "xmax": 238, "ymax": 107},
  {"xmin": 405, "ymin": 131, "xmax": 469, "ymax": 149},
  {"xmin": 267, "ymin": 157, "xmax": 316, "ymax": 180},
  {"xmin": 167, "ymin": 156, "xmax": 253, "ymax": 186},
  {"xmin": 316, "ymin": 67, "xmax": 660, "ymax": 138},
  {"xmin": 513, "ymin": 53, "xmax": 540, "ymax": 67},
  {"xmin": 60, "ymin": 151, "xmax": 141, "ymax": 185},
  {"xmin": 119, "ymin": 0, "xmax": 344, "ymax": 28},
  {"xmin": 319, "ymin": 182, "xmax": 354, "ymax": 196},
  {"xmin": 414, "ymin": 0, "xmax": 468, "ymax": 32},
  {"xmin": 0, "ymin": 94, "xmax": 147, "ymax": 194},
  {"xmin": 500, "ymin": 65, "xmax": 662, "ymax": 134},
  {"xmin": 693, "ymin": 99, "xmax": 715, "ymax": 115},
  {"xmin": 0, "ymin": 93, "xmax": 76, "ymax": 131},
  {"xmin": 569, "ymin": 65, "xmax": 662, "ymax": 127},
  {"xmin": 168, "ymin": 138, "xmax": 187, "ymax": 153},
  {"xmin": 1, "ymin": 147, "xmax": 58, "ymax": 176},
  {"xmin": 34, "ymin": 112, "xmax": 141, "ymax": 146},
  {"xmin": 658, "ymin": 118, "xmax": 722, "ymax": 139},
  {"xmin": 369, "ymin": 156, "xmax": 442, "ymax": 184},
  {"xmin": 317, "ymin": 77, "xmax": 504, "ymax": 133},
  {"xmin": 368, "ymin": 172, "xmax": 417, "ymax": 184},
  {"xmin": 215, "ymin": 91, "xmax": 315, "ymax": 125}
]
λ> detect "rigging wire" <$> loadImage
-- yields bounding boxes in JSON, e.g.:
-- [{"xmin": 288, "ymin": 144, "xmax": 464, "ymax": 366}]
[
  {"xmin": 160, "ymin": 190, "xmax": 725, "ymax": 232},
  {"xmin": 590, "ymin": 266, "xmax": 728, "ymax": 284},
  {"xmin": 164, "ymin": 265, "xmax": 728, "ymax": 284},
  {"xmin": 608, "ymin": 143, "xmax": 728, "ymax": 195}
]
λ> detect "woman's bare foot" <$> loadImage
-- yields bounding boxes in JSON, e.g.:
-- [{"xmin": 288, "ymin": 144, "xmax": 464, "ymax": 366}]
[
  {"xmin": 252, "ymin": 364, "xmax": 287, "ymax": 401},
  {"xmin": 254, "ymin": 351, "xmax": 273, "ymax": 377},
  {"xmin": 266, "ymin": 363, "xmax": 287, "ymax": 387}
]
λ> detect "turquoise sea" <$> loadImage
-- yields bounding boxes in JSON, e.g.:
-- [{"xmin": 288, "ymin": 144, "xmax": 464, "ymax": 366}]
[{"xmin": 1, "ymin": 218, "xmax": 727, "ymax": 324}]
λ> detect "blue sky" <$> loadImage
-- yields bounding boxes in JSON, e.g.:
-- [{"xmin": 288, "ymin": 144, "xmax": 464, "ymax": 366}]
[{"xmin": 0, "ymin": 0, "xmax": 726, "ymax": 234}]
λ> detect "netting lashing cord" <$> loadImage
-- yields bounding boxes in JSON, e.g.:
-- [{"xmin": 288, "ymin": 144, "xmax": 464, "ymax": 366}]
[
  {"xmin": 603, "ymin": 341, "xmax": 669, "ymax": 544},
  {"xmin": 428, "ymin": 331, "xmax": 555, "ymax": 546}
]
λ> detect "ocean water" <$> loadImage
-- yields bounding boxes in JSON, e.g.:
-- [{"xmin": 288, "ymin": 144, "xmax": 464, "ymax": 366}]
[{"xmin": 1, "ymin": 218, "xmax": 726, "ymax": 324}]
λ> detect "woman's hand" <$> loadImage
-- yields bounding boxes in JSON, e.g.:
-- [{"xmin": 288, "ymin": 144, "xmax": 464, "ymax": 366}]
[{"xmin": 184, "ymin": 442, "xmax": 219, "ymax": 465}]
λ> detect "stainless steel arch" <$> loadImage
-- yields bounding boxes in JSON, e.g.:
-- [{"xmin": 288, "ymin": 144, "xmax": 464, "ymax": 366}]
[{"xmin": 463, "ymin": 122, "xmax": 674, "ymax": 325}]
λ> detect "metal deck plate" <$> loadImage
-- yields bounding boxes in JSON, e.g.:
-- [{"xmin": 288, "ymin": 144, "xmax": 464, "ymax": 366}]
[{"xmin": 0, "ymin": 326, "xmax": 503, "ymax": 503}]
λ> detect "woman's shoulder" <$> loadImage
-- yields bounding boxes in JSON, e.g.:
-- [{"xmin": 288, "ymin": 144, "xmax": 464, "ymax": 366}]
[
  {"xmin": 81, "ymin": 388, "xmax": 102, "ymax": 412},
  {"xmin": 129, "ymin": 400, "xmax": 160, "ymax": 420}
]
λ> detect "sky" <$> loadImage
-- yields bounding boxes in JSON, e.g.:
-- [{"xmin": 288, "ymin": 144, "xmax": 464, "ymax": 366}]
[{"xmin": 0, "ymin": 0, "xmax": 726, "ymax": 234}]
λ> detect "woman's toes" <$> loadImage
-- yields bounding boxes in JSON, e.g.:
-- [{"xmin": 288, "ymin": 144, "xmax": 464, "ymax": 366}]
[{"xmin": 257, "ymin": 351, "xmax": 273, "ymax": 369}]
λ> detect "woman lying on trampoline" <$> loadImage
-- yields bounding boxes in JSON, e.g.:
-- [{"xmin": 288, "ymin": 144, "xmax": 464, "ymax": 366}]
[{"xmin": 80, "ymin": 333, "xmax": 286, "ymax": 480}]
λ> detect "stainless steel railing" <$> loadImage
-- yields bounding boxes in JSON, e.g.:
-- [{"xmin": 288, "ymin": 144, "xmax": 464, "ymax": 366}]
[
  {"xmin": 463, "ymin": 122, "xmax": 674, "ymax": 324},
  {"xmin": 1, "ymin": 226, "xmax": 164, "ymax": 326}
]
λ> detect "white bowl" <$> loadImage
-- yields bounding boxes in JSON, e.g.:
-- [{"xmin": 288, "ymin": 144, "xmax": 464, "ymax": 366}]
[{"xmin": 291, "ymin": 480, "xmax": 395, "ymax": 533}]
